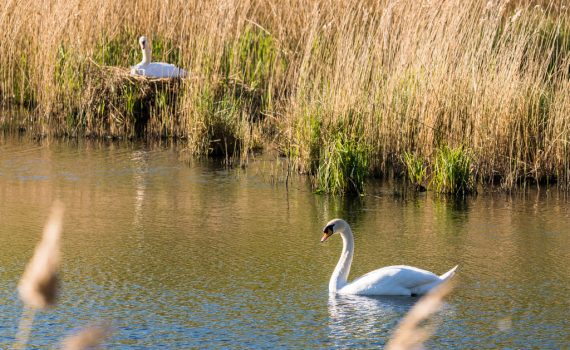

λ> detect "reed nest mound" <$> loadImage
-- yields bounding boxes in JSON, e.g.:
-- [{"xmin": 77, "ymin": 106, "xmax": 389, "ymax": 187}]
[
  {"xmin": 80, "ymin": 63, "xmax": 186, "ymax": 139},
  {"xmin": 75, "ymin": 63, "xmax": 263, "ymax": 151}
]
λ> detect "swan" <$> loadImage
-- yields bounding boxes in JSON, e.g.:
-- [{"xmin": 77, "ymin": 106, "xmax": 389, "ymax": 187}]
[
  {"xmin": 130, "ymin": 36, "xmax": 187, "ymax": 78},
  {"xmin": 321, "ymin": 218, "xmax": 457, "ymax": 296}
]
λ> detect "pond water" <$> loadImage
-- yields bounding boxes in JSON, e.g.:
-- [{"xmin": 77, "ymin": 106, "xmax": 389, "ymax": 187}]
[{"xmin": 0, "ymin": 133, "xmax": 569, "ymax": 349}]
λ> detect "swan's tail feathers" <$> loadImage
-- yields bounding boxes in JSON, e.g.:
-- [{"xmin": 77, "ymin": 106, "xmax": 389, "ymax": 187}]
[
  {"xmin": 411, "ymin": 265, "xmax": 458, "ymax": 296},
  {"xmin": 439, "ymin": 265, "xmax": 458, "ymax": 282}
]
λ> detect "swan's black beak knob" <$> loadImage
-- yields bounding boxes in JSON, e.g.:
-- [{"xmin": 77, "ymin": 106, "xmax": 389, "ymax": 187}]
[{"xmin": 321, "ymin": 225, "xmax": 334, "ymax": 242}]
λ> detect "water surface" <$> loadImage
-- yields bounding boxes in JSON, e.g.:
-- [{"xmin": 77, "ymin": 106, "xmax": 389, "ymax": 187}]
[{"xmin": 0, "ymin": 134, "xmax": 569, "ymax": 348}]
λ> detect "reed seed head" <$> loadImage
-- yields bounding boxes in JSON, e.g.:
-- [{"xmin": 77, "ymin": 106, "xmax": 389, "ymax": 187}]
[
  {"xmin": 386, "ymin": 279, "xmax": 455, "ymax": 350},
  {"xmin": 61, "ymin": 323, "xmax": 112, "ymax": 350},
  {"xmin": 18, "ymin": 201, "xmax": 65, "ymax": 309}
]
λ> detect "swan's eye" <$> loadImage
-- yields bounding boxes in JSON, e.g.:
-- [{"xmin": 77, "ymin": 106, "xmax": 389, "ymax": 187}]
[{"xmin": 320, "ymin": 224, "xmax": 335, "ymax": 242}]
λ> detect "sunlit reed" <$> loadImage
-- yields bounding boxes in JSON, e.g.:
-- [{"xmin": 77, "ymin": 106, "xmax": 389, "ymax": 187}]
[
  {"xmin": 386, "ymin": 280, "xmax": 455, "ymax": 350},
  {"xmin": 1, "ymin": 0, "xmax": 569, "ymax": 192},
  {"xmin": 15, "ymin": 201, "xmax": 65, "ymax": 349},
  {"xmin": 60, "ymin": 323, "xmax": 112, "ymax": 350}
]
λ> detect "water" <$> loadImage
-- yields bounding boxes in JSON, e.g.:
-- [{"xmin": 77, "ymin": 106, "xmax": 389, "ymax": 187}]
[{"xmin": 0, "ymin": 133, "xmax": 569, "ymax": 349}]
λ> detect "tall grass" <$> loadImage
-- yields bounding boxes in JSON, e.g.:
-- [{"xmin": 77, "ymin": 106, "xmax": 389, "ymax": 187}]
[
  {"xmin": 316, "ymin": 131, "xmax": 369, "ymax": 195},
  {"xmin": 431, "ymin": 146, "xmax": 475, "ymax": 195},
  {"xmin": 402, "ymin": 146, "xmax": 474, "ymax": 195},
  {"xmin": 1, "ymin": 0, "xmax": 569, "ymax": 191},
  {"xmin": 402, "ymin": 152, "xmax": 428, "ymax": 191}
]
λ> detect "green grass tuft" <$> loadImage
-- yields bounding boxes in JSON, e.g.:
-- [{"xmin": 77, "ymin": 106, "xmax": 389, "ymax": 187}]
[
  {"xmin": 431, "ymin": 145, "xmax": 474, "ymax": 195},
  {"xmin": 316, "ymin": 132, "xmax": 368, "ymax": 196},
  {"xmin": 403, "ymin": 151, "xmax": 427, "ymax": 191}
]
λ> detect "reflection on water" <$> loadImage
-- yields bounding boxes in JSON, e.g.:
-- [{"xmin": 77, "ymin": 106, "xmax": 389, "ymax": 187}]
[
  {"xmin": 131, "ymin": 150, "xmax": 148, "ymax": 234},
  {"xmin": 328, "ymin": 295, "xmax": 416, "ymax": 348},
  {"xmin": 0, "ymin": 133, "xmax": 569, "ymax": 349}
]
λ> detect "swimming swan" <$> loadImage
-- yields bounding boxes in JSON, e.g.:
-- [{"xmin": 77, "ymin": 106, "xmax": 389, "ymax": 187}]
[
  {"xmin": 321, "ymin": 218, "xmax": 457, "ymax": 296},
  {"xmin": 130, "ymin": 36, "xmax": 187, "ymax": 78}
]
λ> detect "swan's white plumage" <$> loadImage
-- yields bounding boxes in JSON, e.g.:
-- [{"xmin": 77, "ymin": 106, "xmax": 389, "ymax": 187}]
[
  {"xmin": 130, "ymin": 36, "xmax": 187, "ymax": 78},
  {"xmin": 131, "ymin": 63, "xmax": 187, "ymax": 78},
  {"xmin": 322, "ymin": 218, "xmax": 457, "ymax": 296}
]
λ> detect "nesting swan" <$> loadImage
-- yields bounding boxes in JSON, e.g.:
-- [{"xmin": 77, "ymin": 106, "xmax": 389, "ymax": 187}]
[
  {"xmin": 130, "ymin": 36, "xmax": 187, "ymax": 78},
  {"xmin": 321, "ymin": 218, "xmax": 457, "ymax": 296}
]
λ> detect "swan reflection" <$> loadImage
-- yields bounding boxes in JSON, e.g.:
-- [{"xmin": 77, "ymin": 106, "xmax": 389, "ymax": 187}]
[
  {"xmin": 131, "ymin": 150, "xmax": 148, "ymax": 235},
  {"xmin": 327, "ymin": 294, "xmax": 416, "ymax": 347}
]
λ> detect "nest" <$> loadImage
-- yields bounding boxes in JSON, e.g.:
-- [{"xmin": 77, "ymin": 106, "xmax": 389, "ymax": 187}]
[
  {"xmin": 102, "ymin": 65, "xmax": 186, "ymax": 83},
  {"xmin": 82, "ymin": 62, "xmax": 188, "ymax": 138},
  {"xmin": 79, "ymin": 61, "xmax": 266, "ymax": 144},
  {"xmin": 95, "ymin": 64, "xmax": 186, "ymax": 93}
]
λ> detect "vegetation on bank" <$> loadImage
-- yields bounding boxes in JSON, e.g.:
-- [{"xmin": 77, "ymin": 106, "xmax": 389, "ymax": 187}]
[{"xmin": 1, "ymin": 0, "xmax": 569, "ymax": 194}]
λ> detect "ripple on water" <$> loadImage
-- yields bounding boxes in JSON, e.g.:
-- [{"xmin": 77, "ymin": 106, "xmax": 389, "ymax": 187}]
[{"xmin": 0, "ymin": 135, "xmax": 569, "ymax": 348}]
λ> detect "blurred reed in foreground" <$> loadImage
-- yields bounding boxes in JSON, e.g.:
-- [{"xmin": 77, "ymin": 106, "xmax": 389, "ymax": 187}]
[
  {"xmin": 386, "ymin": 280, "xmax": 455, "ymax": 350},
  {"xmin": 13, "ymin": 202, "xmax": 111, "ymax": 349},
  {"xmin": 60, "ymin": 323, "xmax": 112, "ymax": 350},
  {"xmin": 15, "ymin": 201, "xmax": 64, "ymax": 349}
]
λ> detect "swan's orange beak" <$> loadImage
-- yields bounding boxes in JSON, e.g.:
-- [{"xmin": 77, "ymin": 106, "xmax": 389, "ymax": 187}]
[{"xmin": 321, "ymin": 229, "xmax": 333, "ymax": 242}]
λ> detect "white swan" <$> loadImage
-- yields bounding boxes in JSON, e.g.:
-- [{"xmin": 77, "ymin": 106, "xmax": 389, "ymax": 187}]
[
  {"xmin": 130, "ymin": 36, "xmax": 187, "ymax": 78},
  {"xmin": 321, "ymin": 218, "xmax": 457, "ymax": 296}
]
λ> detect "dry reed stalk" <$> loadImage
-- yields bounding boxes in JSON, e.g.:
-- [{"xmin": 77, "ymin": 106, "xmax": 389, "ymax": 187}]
[
  {"xmin": 14, "ymin": 306, "xmax": 35, "ymax": 350},
  {"xmin": 1, "ymin": 0, "xmax": 569, "ymax": 188},
  {"xmin": 14, "ymin": 201, "xmax": 65, "ymax": 349},
  {"xmin": 60, "ymin": 323, "xmax": 112, "ymax": 350},
  {"xmin": 18, "ymin": 201, "xmax": 64, "ymax": 308},
  {"xmin": 385, "ymin": 279, "xmax": 455, "ymax": 350}
]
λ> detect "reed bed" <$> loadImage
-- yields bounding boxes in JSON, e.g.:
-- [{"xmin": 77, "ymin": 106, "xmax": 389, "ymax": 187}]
[{"xmin": 1, "ymin": 0, "xmax": 569, "ymax": 193}]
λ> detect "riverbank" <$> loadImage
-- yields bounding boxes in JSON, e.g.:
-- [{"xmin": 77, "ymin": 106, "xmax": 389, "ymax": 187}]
[{"xmin": 1, "ymin": 0, "xmax": 569, "ymax": 193}]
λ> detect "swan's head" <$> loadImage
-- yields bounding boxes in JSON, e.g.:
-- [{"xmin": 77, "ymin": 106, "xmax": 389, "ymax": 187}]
[
  {"xmin": 139, "ymin": 36, "xmax": 149, "ymax": 50},
  {"xmin": 320, "ymin": 218, "xmax": 349, "ymax": 242}
]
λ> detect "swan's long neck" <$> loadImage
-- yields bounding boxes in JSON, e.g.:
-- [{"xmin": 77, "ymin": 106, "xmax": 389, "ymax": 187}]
[
  {"xmin": 140, "ymin": 45, "xmax": 151, "ymax": 66},
  {"xmin": 329, "ymin": 228, "xmax": 354, "ymax": 293}
]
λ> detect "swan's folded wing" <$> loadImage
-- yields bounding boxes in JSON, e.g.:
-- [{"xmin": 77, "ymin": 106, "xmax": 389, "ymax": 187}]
[
  {"xmin": 341, "ymin": 265, "xmax": 440, "ymax": 295},
  {"xmin": 146, "ymin": 63, "xmax": 187, "ymax": 78}
]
